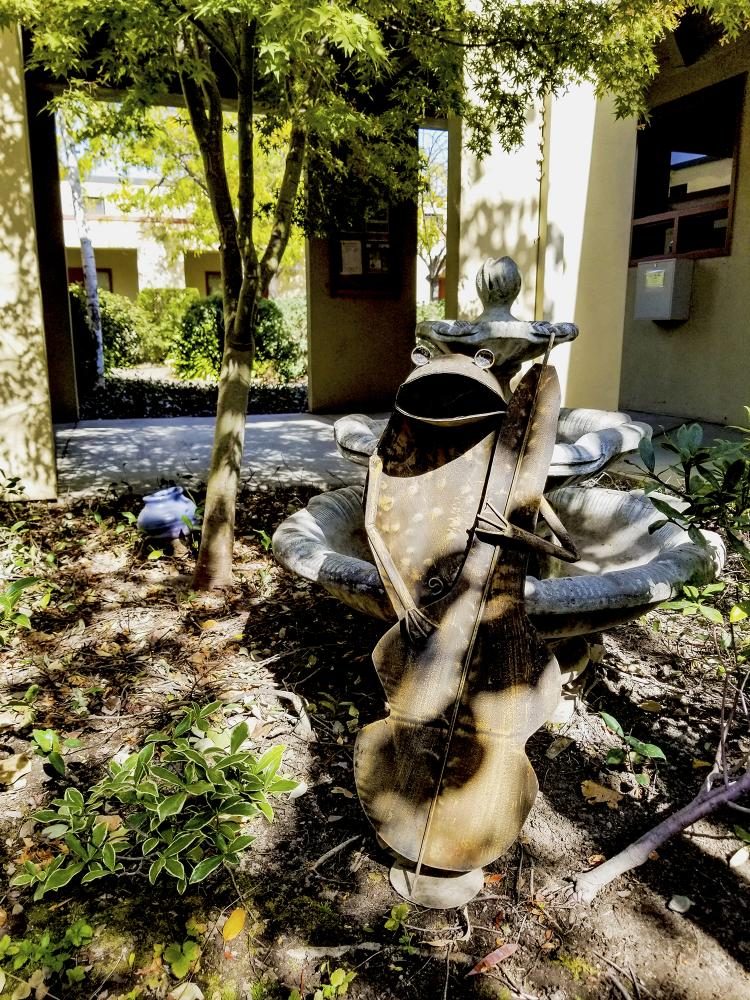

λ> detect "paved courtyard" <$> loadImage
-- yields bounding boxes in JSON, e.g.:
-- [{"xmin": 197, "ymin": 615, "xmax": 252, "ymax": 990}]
[
  {"xmin": 54, "ymin": 413, "xmax": 368, "ymax": 496},
  {"xmin": 54, "ymin": 409, "xmax": 742, "ymax": 497}
]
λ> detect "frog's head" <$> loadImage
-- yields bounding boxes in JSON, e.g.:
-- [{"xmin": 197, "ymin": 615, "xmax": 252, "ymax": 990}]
[{"xmin": 395, "ymin": 346, "xmax": 505, "ymax": 426}]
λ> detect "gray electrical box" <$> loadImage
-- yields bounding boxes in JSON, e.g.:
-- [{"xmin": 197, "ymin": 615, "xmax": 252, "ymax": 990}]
[{"xmin": 634, "ymin": 258, "xmax": 694, "ymax": 322}]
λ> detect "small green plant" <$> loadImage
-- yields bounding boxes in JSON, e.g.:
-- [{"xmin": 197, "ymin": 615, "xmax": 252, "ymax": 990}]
[
  {"xmin": 384, "ymin": 902, "xmax": 417, "ymax": 953},
  {"xmin": 253, "ymin": 528, "xmax": 273, "ymax": 552},
  {"xmin": 600, "ymin": 712, "xmax": 665, "ymax": 785},
  {"xmin": 0, "ymin": 918, "xmax": 92, "ymax": 994},
  {"xmin": 31, "ymin": 728, "xmax": 81, "ymax": 776},
  {"xmin": 12, "ymin": 703, "xmax": 298, "ymax": 899},
  {"xmin": 637, "ymin": 414, "xmax": 750, "ymax": 566},
  {"xmin": 314, "ymin": 964, "xmax": 356, "ymax": 1000},
  {"xmin": 164, "ymin": 937, "xmax": 201, "ymax": 978},
  {"xmin": 116, "ymin": 509, "xmax": 139, "ymax": 536},
  {"xmin": 0, "ymin": 683, "xmax": 39, "ymax": 729},
  {"xmin": 1, "ymin": 518, "xmax": 54, "ymax": 646},
  {"xmin": 0, "ymin": 577, "xmax": 39, "ymax": 644},
  {"xmin": 288, "ymin": 963, "xmax": 356, "ymax": 1000},
  {"xmin": 0, "ymin": 467, "xmax": 24, "ymax": 498},
  {"xmin": 661, "ymin": 582, "xmax": 727, "ymax": 625},
  {"xmin": 312, "ymin": 693, "xmax": 360, "ymax": 735}
]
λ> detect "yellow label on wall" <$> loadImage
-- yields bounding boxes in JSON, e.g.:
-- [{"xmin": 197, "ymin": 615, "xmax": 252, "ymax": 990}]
[{"xmin": 645, "ymin": 269, "xmax": 665, "ymax": 288}]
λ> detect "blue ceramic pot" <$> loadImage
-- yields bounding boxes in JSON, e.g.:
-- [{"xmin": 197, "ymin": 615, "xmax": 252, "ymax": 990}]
[{"xmin": 137, "ymin": 486, "xmax": 197, "ymax": 540}]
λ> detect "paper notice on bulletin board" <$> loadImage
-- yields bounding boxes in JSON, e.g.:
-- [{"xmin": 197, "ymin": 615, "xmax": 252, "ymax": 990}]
[
  {"xmin": 645, "ymin": 269, "xmax": 665, "ymax": 288},
  {"xmin": 340, "ymin": 240, "xmax": 363, "ymax": 275}
]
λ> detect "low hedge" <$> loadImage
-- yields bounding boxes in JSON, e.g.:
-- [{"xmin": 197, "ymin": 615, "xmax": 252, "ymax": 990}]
[{"xmin": 79, "ymin": 374, "xmax": 307, "ymax": 420}]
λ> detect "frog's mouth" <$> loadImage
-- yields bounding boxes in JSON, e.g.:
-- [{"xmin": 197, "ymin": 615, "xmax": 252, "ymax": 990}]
[{"xmin": 395, "ymin": 370, "xmax": 505, "ymax": 427}]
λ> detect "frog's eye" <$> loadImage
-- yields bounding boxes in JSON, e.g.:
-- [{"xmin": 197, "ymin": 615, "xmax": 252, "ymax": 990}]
[
  {"xmin": 473, "ymin": 348, "xmax": 495, "ymax": 369},
  {"xmin": 411, "ymin": 345, "xmax": 432, "ymax": 367}
]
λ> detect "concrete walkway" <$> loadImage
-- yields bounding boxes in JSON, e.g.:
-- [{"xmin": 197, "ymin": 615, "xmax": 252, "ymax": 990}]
[
  {"xmin": 55, "ymin": 414, "xmax": 369, "ymax": 496},
  {"xmin": 54, "ymin": 409, "xmax": 744, "ymax": 496}
]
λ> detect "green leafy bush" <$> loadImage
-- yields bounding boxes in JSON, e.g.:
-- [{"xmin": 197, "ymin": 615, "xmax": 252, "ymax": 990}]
[
  {"xmin": 170, "ymin": 294, "xmax": 224, "ymax": 380},
  {"xmin": 68, "ymin": 284, "xmax": 100, "ymax": 394},
  {"xmin": 68, "ymin": 285, "xmax": 145, "ymax": 375},
  {"xmin": 99, "ymin": 289, "xmax": 146, "ymax": 369},
  {"xmin": 256, "ymin": 297, "xmax": 307, "ymax": 383},
  {"xmin": 416, "ymin": 300, "xmax": 445, "ymax": 325},
  {"xmin": 273, "ymin": 295, "xmax": 308, "ymax": 382},
  {"xmin": 639, "ymin": 413, "xmax": 750, "ymax": 566},
  {"xmin": 170, "ymin": 294, "xmax": 306, "ymax": 383},
  {"xmin": 12, "ymin": 702, "xmax": 298, "ymax": 899},
  {"xmin": 136, "ymin": 287, "xmax": 200, "ymax": 364}
]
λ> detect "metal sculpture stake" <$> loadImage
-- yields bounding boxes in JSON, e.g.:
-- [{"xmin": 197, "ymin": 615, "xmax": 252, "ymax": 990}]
[{"xmin": 354, "ymin": 342, "xmax": 577, "ymax": 907}]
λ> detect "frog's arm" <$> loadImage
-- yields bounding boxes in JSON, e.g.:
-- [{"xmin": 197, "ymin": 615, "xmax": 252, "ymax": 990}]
[{"xmin": 365, "ymin": 455, "xmax": 436, "ymax": 640}]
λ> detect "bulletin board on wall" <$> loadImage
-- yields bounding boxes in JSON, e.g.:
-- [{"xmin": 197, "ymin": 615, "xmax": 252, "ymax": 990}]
[{"xmin": 330, "ymin": 208, "xmax": 399, "ymax": 297}]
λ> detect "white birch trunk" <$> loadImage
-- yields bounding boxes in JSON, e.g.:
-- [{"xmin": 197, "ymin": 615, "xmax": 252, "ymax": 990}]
[
  {"xmin": 57, "ymin": 113, "xmax": 104, "ymax": 381},
  {"xmin": 573, "ymin": 768, "xmax": 750, "ymax": 901}
]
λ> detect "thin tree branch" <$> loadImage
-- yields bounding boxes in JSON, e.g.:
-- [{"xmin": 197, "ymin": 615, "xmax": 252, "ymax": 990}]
[
  {"xmin": 168, "ymin": 0, "xmax": 238, "ymax": 74},
  {"xmin": 260, "ymin": 123, "xmax": 307, "ymax": 292},
  {"xmin": 179, "ymin": 30, "xmax": 241, "ymax": 307},
  {"xmin": 236, "ymin": 20, "xmax": 258, "ymax": 275}
]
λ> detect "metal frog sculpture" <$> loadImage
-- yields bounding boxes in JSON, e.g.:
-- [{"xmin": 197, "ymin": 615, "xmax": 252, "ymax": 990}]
[{"xmin": 353, "ymin": 341, "xmax": 578, "ymax": 907}]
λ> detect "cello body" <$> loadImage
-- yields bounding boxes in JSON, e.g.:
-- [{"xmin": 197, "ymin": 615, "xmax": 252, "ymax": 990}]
[{"xmin": 354, "ymin": 351, "xmax": 564, "ymax": 873}]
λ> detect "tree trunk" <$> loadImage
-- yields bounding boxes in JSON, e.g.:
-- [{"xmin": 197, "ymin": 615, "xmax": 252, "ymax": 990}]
[
  {"xmin": 192, "ymin": 338, "xmax": 254, "ymax": 589},
  {"xmin": 179, "ymin": 23, "xmax": 306, "ymax": 589},
  {"xmin": 57, "ymin": 114, "xmax": 104, "ymax": 382},
  {"xmin": 182, "ymin": 26, "xmax": 259, "ymax": 590}
]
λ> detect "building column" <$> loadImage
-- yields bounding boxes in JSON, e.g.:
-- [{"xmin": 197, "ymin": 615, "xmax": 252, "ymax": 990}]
[
  {"xmin": 0, "ymin": 28, "xmax": 57, "ymax": 499},
  {"xmin": 540, "ymin": 86, "xmax": 638, "ymax": 410},
  {"xmin": 306, "ymin": 203, "xmax": 417, "ymax": 413}
]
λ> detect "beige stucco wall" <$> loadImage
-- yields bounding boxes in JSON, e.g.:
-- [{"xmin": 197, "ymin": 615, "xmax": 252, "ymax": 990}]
[
  {"xmin": 454, "ymin": 86, "xmax": 636, "ymax": 412},
  {"xmin": 543, "ymin": 87, "xmax": 637, "ymax": 410},
  {"xmin": 619, "ymin": 39, "xmax": 750, "ymax": 426},
  {"xmin": 65, "ymin": 247, "xmax": 140, "ymax": 299},
  {"xmin": 184, "ymin": 251, "xmax": 221, "ymax": 294},
  {"xmin": 457, "ymin": 108, "xmax": 542, "ymax": 319},
  {"xmin": 0, "ymin": 29, "xmax": 56, "ymax": 500}
]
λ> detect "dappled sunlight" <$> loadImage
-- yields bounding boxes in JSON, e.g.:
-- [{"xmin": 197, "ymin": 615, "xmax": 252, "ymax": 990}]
[
  {"xmin": 0, "ymin": 478, "xmax": 748, "ymax": 999},
  {"xmin": 55, "ymin": 413, "xmax": 366, "ymax": 495},
  {"xmin": 0, "ymin": 30, "xmax": 57, "ymax": 499}
]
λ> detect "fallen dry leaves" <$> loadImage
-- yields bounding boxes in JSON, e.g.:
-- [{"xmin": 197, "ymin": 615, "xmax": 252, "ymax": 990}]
[
  {"xmin": 467, "ymin": 942, "xmax": 519, "ymax": 976},
  {"xmin": 581, "ymin": 779, "xmax": 623, "ymax": 809}
]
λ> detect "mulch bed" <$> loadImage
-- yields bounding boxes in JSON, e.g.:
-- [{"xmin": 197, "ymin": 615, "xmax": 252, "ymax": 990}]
[{"xmin": 0, "ymin": 482, "xmax": 748, "ymax": 1000}]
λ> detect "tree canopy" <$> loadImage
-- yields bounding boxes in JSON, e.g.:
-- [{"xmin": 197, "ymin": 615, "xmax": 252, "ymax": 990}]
[
  {"xmin": 86, "ymin": 108, "xmax": 306, "ymax": 292},
  {"xmin": 3, "ymin": 0, "xmax": 750, "ymax": 588}
]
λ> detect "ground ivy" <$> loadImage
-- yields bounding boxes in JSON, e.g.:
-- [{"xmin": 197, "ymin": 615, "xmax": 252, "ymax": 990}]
[{"xmin": 12, "ymin": 703, "xmax": 298, "ymax": 898}]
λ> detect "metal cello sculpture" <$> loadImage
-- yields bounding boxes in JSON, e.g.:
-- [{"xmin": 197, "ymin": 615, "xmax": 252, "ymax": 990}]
[{"xmin": 353, "ymin": 341, "xmax": 578, "ymax": 907}]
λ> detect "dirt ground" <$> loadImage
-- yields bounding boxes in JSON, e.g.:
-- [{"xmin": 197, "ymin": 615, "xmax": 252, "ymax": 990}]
[{"xmin": 0, "ymin": 481, "xmax": 748, "ymax": 1000}]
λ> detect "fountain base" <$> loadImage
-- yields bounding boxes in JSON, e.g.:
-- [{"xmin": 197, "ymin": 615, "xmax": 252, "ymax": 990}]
[{"xmin": 390, "ymin": 862, "xmax": 485, "ymax": 908}]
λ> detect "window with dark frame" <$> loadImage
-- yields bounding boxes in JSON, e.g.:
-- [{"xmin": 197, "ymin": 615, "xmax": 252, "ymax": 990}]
[
  {"xmin": 630, "ymin": 75, "xmax": 745, "ymax": 264},
  {"xmin": 205, "ymin": 271, "xmax": 221, "ymax": 295},
  {"xmin": 67, "ymin": 266, "xmax": 113, "ymax": 293}
]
